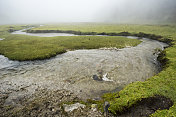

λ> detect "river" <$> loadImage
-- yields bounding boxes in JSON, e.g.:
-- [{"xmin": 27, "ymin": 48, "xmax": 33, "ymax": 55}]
[
  {"xmin": 11, "ymin": 29, "xmax": 77, "ymax": 37},
  {"xmin": 0, "ymin": 30, "xmax": 168, "ymax": 105}
]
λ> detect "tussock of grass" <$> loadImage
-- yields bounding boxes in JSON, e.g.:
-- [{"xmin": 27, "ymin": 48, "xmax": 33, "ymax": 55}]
[{"xmin": 0, "ymin": 34, "xmax": 140, "ymax": 61}]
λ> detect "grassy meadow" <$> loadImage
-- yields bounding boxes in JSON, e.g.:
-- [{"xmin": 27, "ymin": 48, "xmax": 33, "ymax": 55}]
[
  {"xmin": 32, "ymin": 23, "xmax": 175, "ymax": 38},
  {"xmin": 0, "ymin": 23, "xmax": 176, "ymax": 116}
]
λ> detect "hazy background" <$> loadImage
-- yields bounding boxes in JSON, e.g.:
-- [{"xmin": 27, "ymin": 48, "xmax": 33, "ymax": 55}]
[{"xmin": 0, "ymin": 0, "xmax": 176, "ymax": 24}]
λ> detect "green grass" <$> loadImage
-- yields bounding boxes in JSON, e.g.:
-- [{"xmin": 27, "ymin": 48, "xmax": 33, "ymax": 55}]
[
  {"xmin": 32, "ymin": 23, "xmax": 176, "ymax": 38},
  {"xmin": 0, "ymin": 33, "xmax": 140, "ymax": 61}
]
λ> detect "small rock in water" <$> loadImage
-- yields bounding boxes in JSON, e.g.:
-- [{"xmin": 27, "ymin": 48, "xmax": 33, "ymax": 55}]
[
  {"xmin": 102, "ymin": 73, "xmax": 113, "ymax": 82},
  {"xmin": 63, "ymin": 103, "xmax": 86, "ymax": 112},
  {"xmin": 92, "ymin": 75, "xmax": 102, "ymax": 81},
  {"xmin": 93, "ymin": 73, "xmax": 113, "ymax": 82},
  {"xmin": 104, "ymin": 101, "xmax": 110, "ymax": 117}
]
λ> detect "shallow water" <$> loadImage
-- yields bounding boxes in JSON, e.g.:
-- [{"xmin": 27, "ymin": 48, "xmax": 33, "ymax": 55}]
[
  {"xmin": 11, "ymin": 29, "xmax": 107, "ymax": 37},
  {"xmin": 0, "ymin": 31, "xmax": 168, "ymax": 105},
  {"xmin": 0, "ymin": 55, "xmax": 19, "ymax": 69},
  {"xmin": 11, "ymin": 29, "xmax": 77, "ymax": 37}
]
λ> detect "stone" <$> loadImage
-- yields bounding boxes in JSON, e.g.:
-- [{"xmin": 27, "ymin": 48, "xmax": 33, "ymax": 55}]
[
  {"xmin": 63, "ymin": 103, "xmax": 86, "ymax": 112},
  {"xmin": 102, "ymin": 73, "xmax": 113, "ymax": 82},
  {"xmin": 104, "ymin": 101, "xmax": 110, "ymax": 117},
  {"xmin": 92, "ymin": 75, "xmax": 100, "ymax": 81},
  {"xmin": 91, "ymin": 104, "xmax": 97, "ymax": 112}
]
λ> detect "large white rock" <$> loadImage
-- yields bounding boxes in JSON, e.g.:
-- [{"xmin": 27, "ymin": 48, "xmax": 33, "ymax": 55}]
[
  {"xmin": 63, "ymin": 103, "xmax": 86, "ymax": 112},
  {"xmin": 102, "ymin": 73, "xmax": 113, "ymax": 82}
]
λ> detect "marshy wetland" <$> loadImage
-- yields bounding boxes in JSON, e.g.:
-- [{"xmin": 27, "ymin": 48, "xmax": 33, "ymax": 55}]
[{"xmin": 0, "ymin": 24, "xmax": 176, "ymax": 116}]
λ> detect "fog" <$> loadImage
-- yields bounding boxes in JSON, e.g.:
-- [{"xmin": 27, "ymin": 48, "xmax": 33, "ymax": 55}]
[{"xmin": 0, "ymin": 0, "xmax": 176, "ymax": 24}]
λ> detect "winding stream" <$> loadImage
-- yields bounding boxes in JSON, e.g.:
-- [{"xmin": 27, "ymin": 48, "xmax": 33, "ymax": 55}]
[
  {"xmin": 11, "ymin": 29, "xmax": 77, "ymax": 37},
  {"xmin": 0, "ymin": 30, "xmax": 168, "ymax": 105}
]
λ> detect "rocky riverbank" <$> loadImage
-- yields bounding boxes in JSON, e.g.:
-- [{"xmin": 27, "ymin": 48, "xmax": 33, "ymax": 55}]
[{"xmin": 0, "ymin": 88, "xmax": 104, "ymax": 117}]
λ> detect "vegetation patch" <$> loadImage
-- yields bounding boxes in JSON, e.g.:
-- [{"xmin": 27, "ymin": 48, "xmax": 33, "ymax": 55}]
[{"xmin": 0, "ymin": 32, "xmax": 140, "ymax": 61}]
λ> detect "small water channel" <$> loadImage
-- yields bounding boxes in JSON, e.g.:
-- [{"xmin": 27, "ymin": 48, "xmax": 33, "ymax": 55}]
[
  {"xmin": 11, "ymin": 29, "xmax": 77, "ymax": 37},
  {"xmin": 0, "ymin": 30, "xmax": 168, "ymax": 105}
]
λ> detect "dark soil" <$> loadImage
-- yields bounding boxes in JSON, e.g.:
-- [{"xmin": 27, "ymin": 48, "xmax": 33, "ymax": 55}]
[{"xmin": 115, "ymin": 95, "xmax": 173, "ymax": 117}]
